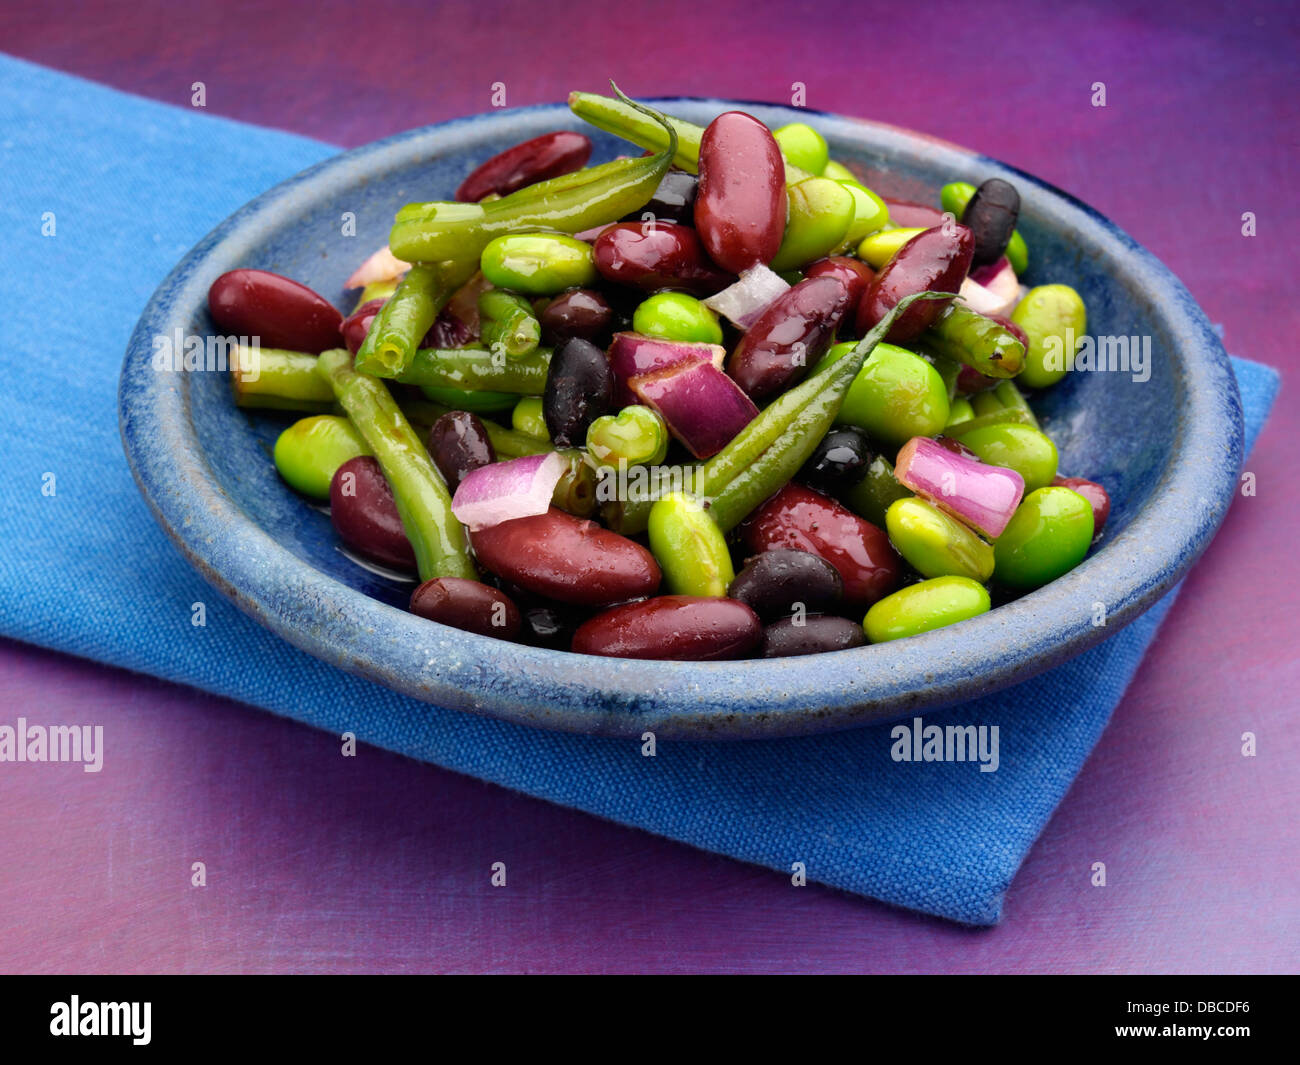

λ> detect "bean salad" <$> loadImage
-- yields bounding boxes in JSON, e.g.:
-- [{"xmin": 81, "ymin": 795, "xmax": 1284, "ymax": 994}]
[{"xmin": 212, "ymin": 87, "xmax": 1109, "ymax": 661}]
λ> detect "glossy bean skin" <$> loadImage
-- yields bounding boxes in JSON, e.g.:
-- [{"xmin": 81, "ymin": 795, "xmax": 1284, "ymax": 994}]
[
  {"xmin": 341, "ymin": 297, "xmax": 385, "ymax": 355},
  {"xmin": 885, "ymin": 497, "xmax": 995, "ymax": 582},
  {"xmin": 863, "ymin": 576, "xmax": 991, "ymax": 643},
  {"xmin": 542, "ymin": 337, "xmax": 615, "ymax": 446},
  {"xmin": 330, "ymin": 456, "xmax": 416, "ymax": 570},
  {"xmin": 727, "ymin": 275, "xmax": 852, "ymax": 401},
  {"xmin": 409, "ymin": 577, "xmax": 522, "ymax": 639},
  {"xmin": 592, "ymin": 221, "xmax": 733, "ymax": 295},
  {"xmin": 836, "ymin": 342, "xmax": 950, "ymax": 446},
  {"xmin": 804, "ymin": 256, "xmax": 874, "ymax": 321},
  {"xmin": 428, "ymin": 411, "xmax": 495, "ymax": 492},
  {"xmin": 480, "ymin": 233, "xmax": 597, "ymax": 295},
  {"xmin": 857, "ymin": 224, "xmax": 974, "ymax": 343},
  {"xmin": 797, "ymin": 427, "xmax": 872, "ymax": 496},
  {"xmin": 468, "ymin": 507, "xmax": 660, "ymax": 607},
  {"xmin": 274, "ymin": 414, "xmax": 370, "ymax": 499},
  {"xmin": 572, "ymin": 595, "xmax": 761, "ymax": 660},
  {"xmin": 520, "ymin": 604, "xmax": 585, "ymax": 649},
  {"xmin": 728, "ymin": 549, "xmax": 843, "ymax": 621},
  {"xmin": 208, "ymin": 269, "xmax": 343, "ymax": 353},
  {"xmin": 632, "ymin": 291, "xmax": 723, "ymax": 344},
  {"xmin": 841, "ymin": 455, "xmax": 913, "ymax": 528},
  {"xmin": 961, "ymin": 178, "xmax": 1021, "ymax": 267},
  {"xmin": 761, "ymin": 615, "xmax": 866, "ymax": 657},
  {"xmin": 694, "ymin": 111, "xmax": 787, "ymax": 272},
  {"xmin": 835, "ymin": 182, "xmax": 891, "ymax": 250},
  {"xmin": 958, "ymin": 423, "xmax": 1059, "ymax": 493},
  {"xmin": 539, "ymin": 288, "xmax": 614, "ymax": 345},
  {"xmin": 772, "ymin": 122, "xmax": 829, "ymax": 174},
  {"xmin": 926, "ymin": 304, "xmax": 1026, "ymax": 379},
  {"xmin": 622, "ymin": 169, "xmax": 699, "ymax": 224},
  {"xmin": 455, "ymin": 130, "xmax": 592, "ymax": 202},
  {"xmin": 1052, "ymin": 476, "xmax": 1111, "ymax": 534},
  {"xmin": 742, "ymin": 484, "xmax": 901, "ymax": 609},
  {"xmin": 857, "ymin": 227, "xmax": 925, "ymax": 269},
  {"xmin": 993, "ymin": 486, "xmax": 1094, "ymax": 589}
]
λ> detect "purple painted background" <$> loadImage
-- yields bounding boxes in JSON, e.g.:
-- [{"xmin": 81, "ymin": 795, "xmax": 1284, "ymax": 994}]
[{"xmin": 1, "ymin": 0, "xmax": 1297, "ymax": 973}]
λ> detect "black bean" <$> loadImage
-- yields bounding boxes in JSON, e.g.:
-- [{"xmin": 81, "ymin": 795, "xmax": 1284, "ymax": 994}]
[
  {"xmin": 962, "ymin": 178, "xmax": 1021, "ymax": 268},
  {"xmin": 728, "ymin": 549, "xmax": 843, "ymax": 621},
  {"xmin": 428, "ymin": 411, "xmax": 494, "ymax": 492},
  {"xmin": 761, "ymin": 615, "xmax": 867, "ymax": 657},
  {"xmin": 542, "ymin": 337, "xmax": 614, "ymax": 447}
]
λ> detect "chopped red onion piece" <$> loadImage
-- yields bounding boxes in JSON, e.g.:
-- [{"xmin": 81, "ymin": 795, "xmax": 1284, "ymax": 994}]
[
  {"xmin": 958, "ymin": 257, "xmax": 1019, "ymax": 318},
  {"xmin": 451, "ymin": 452, "xmax": 568, "ymax": 531},
  {"xmin": 894, "ymin": 436, "xmax": 1024, "ymax": 540},
  {"xmin": 629, "ymin": 360, "xmax": 759, "ymax": 459},
  {"xmin": 702, "ymin": 264, "xmax": 790, "ymax": 329},
  {"xmin": 344, "ymin": 245, "xmax": 411, "ymax": 290}
]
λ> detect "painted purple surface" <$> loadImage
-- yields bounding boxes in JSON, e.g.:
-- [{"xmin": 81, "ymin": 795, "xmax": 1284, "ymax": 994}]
[{"xmin": 1, "ymin": 0, "xmax": 1297, "ymax": 972}]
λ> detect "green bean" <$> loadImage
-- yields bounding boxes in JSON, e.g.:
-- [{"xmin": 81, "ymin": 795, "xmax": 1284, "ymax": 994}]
[
  {"xmin": 355, "ymin": 261, "xmax": 472, "ymax": 378},
  {"xmin": 478, "ymin": 288, "xmax": 541, "ymax": 359},
  {"xmin": 231, "ymin": 346, "xmax": 334, "ymax": 409},
  {"xmin": 316, "ymin": 349, "xmax": 474, "ymax": 582},
  {"xmin": 392, "ymin": 87, "xmax": 676, "ymax": 263},
  {"xmin": 944, "ymin": 407, "xmax": 1035, "ymax": 438},
  {"xmin": 924, "ymin": 303, "xmax": 1025, "ymax": 379},
  {"xmin": 399, "ymin": 347, "xmax": 552, "ymax": 394},
  {"xmin": 841, "ymin": 455, "xmax": 913, "ymax": 528}
]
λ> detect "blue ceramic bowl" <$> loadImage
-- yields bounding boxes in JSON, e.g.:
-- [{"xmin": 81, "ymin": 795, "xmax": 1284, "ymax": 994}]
[{"xmin": 119, "ymin": 99, "xmax": 1243, "ymax": 739}]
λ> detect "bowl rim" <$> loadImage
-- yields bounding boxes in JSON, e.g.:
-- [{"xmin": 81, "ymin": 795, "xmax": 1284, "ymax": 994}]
[{"xmin": 118, "ymin": 97, "xmax": 1244, "ymax": 740}]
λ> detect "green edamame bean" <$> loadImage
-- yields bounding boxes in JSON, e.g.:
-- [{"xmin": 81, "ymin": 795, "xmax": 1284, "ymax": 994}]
[
  {"xmin": 886, "ymin": 497, "xmax": 994, "ymax": 582},
  {"xmin": 770, "ymin": 178, "xmax": 856, "ymax": 271},
  {"xmin": 1011, "ymin": 284, "xmax": 1088, "ymax": 389},
  {"xmin": 511, "ymin": 395, "xmax": 550, "ymax": 440},
  {"xmin": 842, "ymin": 454, "xmax": 913, "ymax": 527},
  {"xmin": 946, "ymin": 396, "xmax": 975, "ymax": 427},
  {"xmin": 419, "ymin": 385, "xmax": 517, "ymax": 413},
  {"xmin": 836, "ymin": 342, "xmax": 950, "ymax": 446},
  {"xmin": 835, "ymin": 181, "xmax": 891, "ymax": 249},
  {"xmin": 857, "ymin": 227, "xmax": 925, "ymax": 268},
  {"xmin": 480, "ymin": 233, "xmax": 597, "ymax": 295},
  {"xmin": 632, "ymin": 291, "xmax": 723, "ymax": 345},
  {"xmin": 273, "ymin": 414, "xmax": 371, "ymax": 499},
  {"xmin": 993, "ymin": 486, "xmax": 1094, "ymax": 589},
  {"xmin": 586, "ymin": 405, "xmax": 669, "ymax": 469},
  {"xmin": 478, "ymin": 288, "xmax": 541, "ymax": 359},
  {"xmin": 863, "ymin": 575, "xmax": 991, "ymax": 643},
  {"xmin": 821, "ymin": 159, "xmax": 858, "ymax": 182},
  {"xmin": 940, "ymin": 181, "xmax": 1028, "ymax": 274},
  {"xmin": 647, "ymin": 491, "xmax": 735, "ymax": 597},
  {"xmin": 958, "ymin": 423, "xmax": 1059, "ymax": 492},
  {"xmin": 773, "ymin": 122, "xmax": 829, "ymax": 175}
]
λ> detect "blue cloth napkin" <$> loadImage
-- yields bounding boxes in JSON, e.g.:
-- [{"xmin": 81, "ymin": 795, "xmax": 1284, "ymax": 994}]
[{"xmin": 0, "ymin": 54, "xmax": 1280, "ymax": 925}]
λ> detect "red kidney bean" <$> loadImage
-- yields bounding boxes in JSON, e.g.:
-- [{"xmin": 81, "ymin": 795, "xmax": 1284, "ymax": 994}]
[
  {"xmin": 804, "ymin": 256, "xmax": 875, "ymax": 320},
  {"xmin": 955, "ymin": 362, "xmax": 1000, "ymax": 394},
  {"xmin": 592, "ymin": 221, "xmax": 733, "ymax": 295},
  {"xmin": 883, "ymin": 199, "xmax": 948, "ymax": 229},
  {"xmin": 1052, "ymin": 476, "xmax": 1111, "ymax": 534},
  {"xmin": 424, "ymin": 307, "xmax": 474, "ymax": 349},
  {"xmin": 340, "ymin": 298, "xmax": 385, "ymax": 355},
  {"xmin": 727, "ymin": 275, "xmax": 852, "ymax": 401},
  {"xmin": 330, "ymin": 456, "xmax": 416, "ymax": 570},
  {"xmin": 428, "ymin": 411, "xmax": 495, "ymax": 492},
  {"xmin": 208, "ymin": 269, "xmax": 343, "ymax": 353},
  {"xmin": 622, "ymin": 169, "xmax": 699, "ymax": 224},
  {"xmin": 694, "ymin": 112, "xmax": 787, "ymax": 273},
  {"xmin": 539, "ymin": 288, "xmax": 614, "ymax": 345},
  {"xmin": 409, "ymin": 577, "xmax": 522, "ymax": 639},
  {"xmin": 455, "ymin": 130, "xmax": 592, "ymax": 203},
  {"xmin": 961, "ymin": 178, "xmax": 1021, "ymax": 267},
  {"xmin": 572, "ymin": 596, "xmax": 761, "ymax": 660},
  {"xmin": 543, "ymin": 337, "xmax": 615, "ymax": 446},
  {"xmin": 856, "ymin": 224, "xmax": 974, "ymax": 343},
  {"xmin": 742, "ymin": 483, "xmax": 901, "ymax": 609},
  {"xmin": 469, "ymin": 507, "xmax": 660, "ymax": 607},
  {"xmin": 728, "ymin": 549, "xmax": 843, "ymax": 621},
  {"xmin": 761, "ymin": 615, "xmax": 867, "ymax": 657}
]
